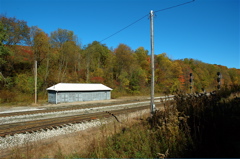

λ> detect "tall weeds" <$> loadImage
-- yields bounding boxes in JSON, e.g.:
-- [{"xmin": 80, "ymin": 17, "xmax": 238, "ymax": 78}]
[
  {"xmin": 79, "ymin": 85, "xmax": 240, "ymax": 158},
  {"xmin": 174, "ymin": 85, "xmax": 240, "ymax": 157},
  {"xmin": 80, "ymin": 99, "xmax": 193, "ymax": 158}
]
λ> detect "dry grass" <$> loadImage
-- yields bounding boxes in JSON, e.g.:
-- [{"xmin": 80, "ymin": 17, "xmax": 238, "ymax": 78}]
[
  {"xmin": 3, "ymin": 85, "xmax": 240, "ymax": 158},
  {"xmin": 75, "ymin": 85, "xmax": 240, "ymax": 158},
  {"xmin": 1, "ymin": 110, "xmax": 148, "ymax": 158},
  {"xmin": 76, "ymin": 100, "xmax": 192, "ymax": 158},
  {"xmin": 174, "ymin": 85, "xmax": 240, "ymax": 157}
]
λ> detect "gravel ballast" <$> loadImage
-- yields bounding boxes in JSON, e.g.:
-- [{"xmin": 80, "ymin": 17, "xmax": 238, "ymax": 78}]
[
  {"xmin": 0, "ymin": 101, "xmax": 149, "ymax": 125},
  {"xmin": 0, "ymin": 109, "xmax": 148, "ymax": 150}
]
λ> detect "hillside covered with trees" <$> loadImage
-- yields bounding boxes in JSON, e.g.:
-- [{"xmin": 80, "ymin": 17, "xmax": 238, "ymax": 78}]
[{"xmin": 0, "ymin": 16, "xmax": 240, "ymax": 104}]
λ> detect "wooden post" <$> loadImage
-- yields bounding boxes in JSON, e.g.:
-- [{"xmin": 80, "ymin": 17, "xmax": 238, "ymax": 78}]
[{"xmin": 35, "ymin": 60, "xmax": 37, "ymax": 104}]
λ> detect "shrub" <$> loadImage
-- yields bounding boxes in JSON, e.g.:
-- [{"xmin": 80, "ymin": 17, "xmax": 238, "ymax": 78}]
[
  {"xmin": 174, "ymin": 86, "xmax": 240, "ymax": 157},
  {"xmin": 0, "ymin": 89, "xmax": 16, "ymax": 103}
]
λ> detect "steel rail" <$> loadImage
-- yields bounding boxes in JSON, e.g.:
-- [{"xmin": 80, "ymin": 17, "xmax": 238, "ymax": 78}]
[
  {"xmin": 0, "ymin": 99, "xmax": 153, "ymax": 118},
  {"xmin": 0, "ymin": 104, "xmax": 154, "ymax": 137}
]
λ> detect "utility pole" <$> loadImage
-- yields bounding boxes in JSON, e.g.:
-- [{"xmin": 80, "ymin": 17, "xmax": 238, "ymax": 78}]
[
  {"xmin": 35, "ymin": 60, "xmax": 37, "ymax": 104},
  {"xmin": 150, "ymin": 10, "xmax": 155, "ymax": 115}
]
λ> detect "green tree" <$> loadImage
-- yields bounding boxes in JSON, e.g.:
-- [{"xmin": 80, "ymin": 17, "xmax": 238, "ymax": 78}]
[
  {"xmin": 0, "ymin": 21, "xmax": 12, "ymax": 89},
  {"xmin": 0, "ymin": 15, "xmax": 30, "ymax": 45},
  {"xmin": 155, "ymin": 53, "xmax": 174, "ymax": 93},
  {"xmin": 134, "ymin": 47, "xmax": 149, "ymax": 71},
  {"xmin": 114, "ymin": 44, "xmax": 134, "ymax": 91},
  {"xmin": 126, "ymin": 47, "xmax": 150, "ymax": 94},
  {"xmin": 49, "ymin": 29, "xmax": 80, "ymax": 82},
  {"xmin": 83, "ymin": 41, "xmax": 111, "ymax": 82},
  {"xmin": 15, "ymin": 73, "xmax": 35, "ymax": 94},
  {"xmin": 50, "ymin": 28, "xmax": 77, "ymax": 48},
  {"xmin": 31, "ymin": 28, "xmax": 52, "ymax": 92},
  {"xmin": 0, "ymin": 21, "xmax": 9, "ymax": 68},
  {"xmin": 228, "ymin": 68, "xmax": 240, "ymax": 85},
  {"xmin": 56, "ymin": 41, "xmax": 81, "ymax": 82},
  {"xmin": 114, "ymin": 44, "xmax": 134, "ymax": 77},
  {"xmin": 32, "ymin": 29, "xmax": 49, "ymax": 66}
]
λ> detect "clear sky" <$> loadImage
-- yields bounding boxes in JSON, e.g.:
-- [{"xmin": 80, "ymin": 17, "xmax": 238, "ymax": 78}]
[{"xmin": 0, "ymin": 0, "xmax": 239, "ymax": 69}]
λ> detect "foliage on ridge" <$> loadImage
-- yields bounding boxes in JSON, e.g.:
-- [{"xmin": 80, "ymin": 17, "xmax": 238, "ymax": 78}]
[{"xmin": 0, "ymin": 15, "xmax": 240, "ymax": 103}]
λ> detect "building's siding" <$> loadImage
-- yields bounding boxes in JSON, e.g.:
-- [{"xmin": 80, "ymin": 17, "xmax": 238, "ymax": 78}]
[
  {"xmin": 48, "ymin": 91, "xmax": 111, "ymax": 104},
  {"xmin": 48, "ymin": 90, "xmax": 56, "ymax": 104},
  {"xmin": 106, "ymin": 91, "xmax": 111, "ymax": 99}
]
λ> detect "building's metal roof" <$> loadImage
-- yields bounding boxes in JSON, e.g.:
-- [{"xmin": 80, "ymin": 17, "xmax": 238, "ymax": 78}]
[{"xmin": 47, "ymin": 83, "xmax": 113, "ymax": 91}]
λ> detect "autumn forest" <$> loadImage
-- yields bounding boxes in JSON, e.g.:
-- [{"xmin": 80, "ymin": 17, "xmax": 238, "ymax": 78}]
[{"xmin": 0, "ymin": 16, "xmax": 240, "ymax": 104}]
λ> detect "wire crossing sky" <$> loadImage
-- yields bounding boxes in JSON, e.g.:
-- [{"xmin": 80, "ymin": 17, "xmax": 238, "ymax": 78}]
[
  {"xmin": 100, "ymin": 13, "xmax": 148, "ymax": 42},
  {"xmin": 0, "ymin": 0, "xmax": 239, "ymax": 69},
  {"xmin": 100, "ymin": 0, "xmax": 195, "ymax": 42}
]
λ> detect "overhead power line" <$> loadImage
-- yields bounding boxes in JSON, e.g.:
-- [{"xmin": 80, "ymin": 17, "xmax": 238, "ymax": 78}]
[
  {"xmin": 100, "ymin": 14, "xmax": 149, "ymax": 42},
  {"xmin": 100, "ymin": 0, "xmax": 195, "ymax": 43},
  {"xmin": 155, "ymin": 0, "xmax": 195, "ymax": 13}
]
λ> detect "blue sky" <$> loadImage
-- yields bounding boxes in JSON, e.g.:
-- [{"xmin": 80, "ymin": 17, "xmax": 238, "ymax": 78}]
[{"xmin": 0, "ymin": 0, "xmax": 239, "ymax": 69}]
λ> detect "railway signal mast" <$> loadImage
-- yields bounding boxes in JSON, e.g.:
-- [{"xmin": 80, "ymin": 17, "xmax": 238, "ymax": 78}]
[
  {"xmin": 217, "ymin": 72, "xmax": 221, "ymax": 90},
  {"xmin": 189, "ymin": 73, "xmax": 194, "ymax": 93}
]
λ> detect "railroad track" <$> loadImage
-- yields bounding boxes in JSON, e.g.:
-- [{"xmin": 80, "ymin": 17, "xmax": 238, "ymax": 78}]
[
  {"xmin": 0, "ymin": 99, "xmax": 152, "ymax": 118},
  {"xmin": 0, "ymin": 96, "xmax": 175, "ymax": 137},
  {"xmin": 0, "ymin": 96, "xmax": 174, "ymax": 118},
  {"xmin": 0, "ymin": 104, "xmax": 154, "ymax": 137},
  {"xmin": 0, "ymin": 98, "xmax": 173, "ymax": 158}
]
